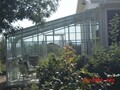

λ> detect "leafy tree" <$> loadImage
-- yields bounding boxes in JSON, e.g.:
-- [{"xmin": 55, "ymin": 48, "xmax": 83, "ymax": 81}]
[{"xmin": 0, "ymin": 0, "xmax": 60, "ymax": 33}]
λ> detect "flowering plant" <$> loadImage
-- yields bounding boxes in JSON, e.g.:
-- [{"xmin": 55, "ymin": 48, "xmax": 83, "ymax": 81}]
[{"xmin": 83, "ymin": 77, "xmax": 115, "ymax": 84}]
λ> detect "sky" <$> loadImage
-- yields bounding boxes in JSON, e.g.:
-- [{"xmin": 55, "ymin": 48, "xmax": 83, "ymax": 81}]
[{"xmin": 13, "ymin": 0, "xmax": 78, "ymax": 28}]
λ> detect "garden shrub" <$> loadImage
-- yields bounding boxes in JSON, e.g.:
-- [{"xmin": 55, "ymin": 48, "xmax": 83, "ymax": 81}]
[
  {"xmin": 20, "ymin": 43, "xmax": 117, "ymax": 90},
  {"xmin": 36, "ymin": 44, "xmax": 99, "ymax": 90},
  {"xmin": 36, "ymin": 45, "xmax": 108, "ymax": 90},
  {"xmin": 37, "ymin": 54, "xmax": 83, "ymax": 90}
]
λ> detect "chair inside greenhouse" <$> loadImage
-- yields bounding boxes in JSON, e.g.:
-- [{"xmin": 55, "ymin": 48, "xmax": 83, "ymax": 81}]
[{"xmin": 6, "ymin": 8, "xmax": 100, "ymax": 86}]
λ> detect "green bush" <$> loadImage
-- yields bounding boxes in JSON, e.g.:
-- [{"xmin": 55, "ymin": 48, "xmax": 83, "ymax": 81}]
[
  {"xmin": 37, "ymin": 54, "xmax": 83, "ymax": 90},
  {"xmin": 36, "ymin": 44, "xmax": 115, "ymax": 90},
  {"xmin": 87, "ymin": 44, "xmax": 120, "ymax": 74}
]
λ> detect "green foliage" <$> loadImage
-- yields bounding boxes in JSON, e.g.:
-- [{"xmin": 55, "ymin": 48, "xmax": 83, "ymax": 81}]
[
  {"xmin": 0, "ymin": 0, "xmax": 60, "ymax": 32},
  {"xmin": 36, "ymin": 45, "xmax": 108, "ymax": 90},
  {"xmin": 36, "ymin": 52, "xmax": 104, "ymax": 90},
  {"xmin": 109, "ymin": 13, "xmax": 120, "ymax": 44},
  {"xmin": 86, "ymin": 43, "xmax": 120, "ymax": 89},
  {"xmin": 87, "ymin": 44, "xmax": 120, "ymax": 74},
  {"xmin": 37, "ymin": 54, "xmax": 84, "ymax": 90},
  {"xmin": 31, "ymin": 83, "xmax": 39, "ymax": 90},
  {"xmin": 15, "ymin": 83, "xmax": 39, "ymax": 90}
]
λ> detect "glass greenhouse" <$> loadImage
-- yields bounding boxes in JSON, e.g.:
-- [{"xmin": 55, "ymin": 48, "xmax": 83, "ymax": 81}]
[{"xmin": 6, "ymin": 8, "xmax": 100, "ymax": 86}]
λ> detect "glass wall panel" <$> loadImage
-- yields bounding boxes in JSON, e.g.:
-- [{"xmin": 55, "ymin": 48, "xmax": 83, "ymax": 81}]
[
  {"xmin": 44, "ymin": 30, "xmax": 53, "ymax": 35},
  {"xmin": 55, "ymin": 27, "xmax": 65, "ymax": 34},
  {"xmin": 69, "ymin": 25, "xmax": 75, "ymax": 32},
  {"xmin": 70, "ymin": 33, "xmax": 76, "ymax": 40},
  {"xmin": 7, "ymin": 37, "xmax": 12, "ymax": 57},
  {"xmin": 39, "ymin": 34, "xmax": 44, "ymax": 41},
  {"xmin": 46, "ymin": 36, "xmax": 53, "ymax": 44},
  {"xmin": 76, "ymin": 33, "xmax": 81, "ymax": 40},
  {"xmin": 76, "ymin": 24, "xmax": 81, "ymax": 33},
  {"xmin": 16, "ymin": 40, "xmax": 22, "ymax": 56}
]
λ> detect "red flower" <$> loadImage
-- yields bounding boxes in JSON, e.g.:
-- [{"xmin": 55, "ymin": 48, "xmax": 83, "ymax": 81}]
[
  {"xmin": 91, "ymin": 77, "xmax": 102, "ymax": 83},
  {"xmin": 106, "ymin": 77, "xmax": 115, "ymax": 84}
]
